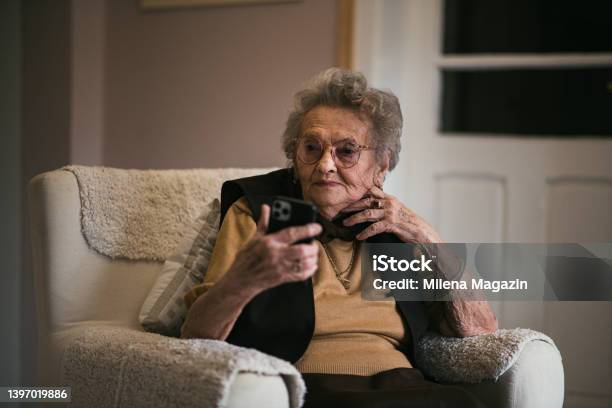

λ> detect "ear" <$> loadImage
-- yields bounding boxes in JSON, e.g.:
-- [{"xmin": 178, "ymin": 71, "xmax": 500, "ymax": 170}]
[{"xmin": 374, "ymin": 152, "xmax": 390, "ymax": 188}]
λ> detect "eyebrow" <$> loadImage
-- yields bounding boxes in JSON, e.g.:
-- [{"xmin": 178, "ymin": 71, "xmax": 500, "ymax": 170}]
[{"xmin": 301, "ymin": 132, "xmax": 359, "ymax": 144}]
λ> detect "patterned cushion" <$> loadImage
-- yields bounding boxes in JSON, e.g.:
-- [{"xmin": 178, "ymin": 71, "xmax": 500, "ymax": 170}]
[{"xmin": 139, "ymin": 199, "xmax": 220, "ymax": 337}]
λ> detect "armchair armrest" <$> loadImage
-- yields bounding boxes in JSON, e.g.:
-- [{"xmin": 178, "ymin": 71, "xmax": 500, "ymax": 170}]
[
  {"xmin": 416, "ymin": 328, "xmax": 564, "ymax": 408},
  {"xmin": 456, "ymin": 340, "xmax": 564, "ymax": 408},
  {"xmin": 56, "ymin": 325, "xmax": 304, "ymax": 408}
]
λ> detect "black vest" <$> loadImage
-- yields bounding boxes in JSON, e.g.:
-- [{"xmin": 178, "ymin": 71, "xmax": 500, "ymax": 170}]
[{"xmin": 220, "ymin": 168, "xmax": 429, "ymax": 368}]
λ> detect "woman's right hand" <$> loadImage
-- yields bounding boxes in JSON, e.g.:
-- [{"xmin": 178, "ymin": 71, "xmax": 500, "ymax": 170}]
[{"xmin": 224, "ymin": 204, "xmax": 322, "ymax": 293}]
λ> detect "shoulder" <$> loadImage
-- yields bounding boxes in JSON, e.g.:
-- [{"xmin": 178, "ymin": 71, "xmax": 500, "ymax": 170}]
[
  {"xmin": 229, "ymin": 196, "xmax": 252, "ymax": 217},
  {"xmin": 221, "ymin": 196, "xmax": 256, "ymax": 238}
]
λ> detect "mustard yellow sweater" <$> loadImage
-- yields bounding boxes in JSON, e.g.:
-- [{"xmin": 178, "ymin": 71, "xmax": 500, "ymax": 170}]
[{"xmin": 184, "ymin": 197, "xmax": 412, "ymax": 376}]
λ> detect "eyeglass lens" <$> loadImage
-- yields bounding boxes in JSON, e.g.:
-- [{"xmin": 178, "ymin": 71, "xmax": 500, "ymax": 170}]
[{"xmin": 297, "ymin": 137, "xmax": 362, "ymax": 168}]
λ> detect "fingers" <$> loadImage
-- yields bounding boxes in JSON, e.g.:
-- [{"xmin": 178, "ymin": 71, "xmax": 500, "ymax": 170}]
[
  {"xmin": 284, "ymin": 254, "xmax": 319, "ymax": 271},
  {"xmin": 355, "ymin": 218, "xmax": 421, "ymax": 242},
  {"xmin": 256, "ymin": 204, "xmax": 270, "ymax": 235},
  {"xmin": 283, "ymin": 242, "xmax": 320, "ymax": 259},
  {"xmin": 356, "ymin": 221, "xmax": 389, "ymax": 240},
  {"xmin": 299, "ymin": 260, "xmax": 319, "ymax": 277},
  {"xmin": 343, "ymin": 208, "xmax": 385, "ymax": 226},
  {"xmin": 272, "ymin": 222, "xmax": 322, "ymax": 244},
  {"xmin": 341, "ymin": 190, "xmax": 390, "ymax": 213},
  {"xmin": 368, "ymin": 185, "xmax": 386, "ymax": 198},
  {"xmin": 291, "ymin": 263, "xmax": 318, "ymax": 281},
  {"xmin": 296, "ymin": 256, "xmax": 319, "ymax": 276},
  {"xmin": 341, "ymin": 196, "xmax": 378, "ymax": 212},
  {"xmin": 282, "ymin": 247, "xmax": 319, "ymax": 282}
]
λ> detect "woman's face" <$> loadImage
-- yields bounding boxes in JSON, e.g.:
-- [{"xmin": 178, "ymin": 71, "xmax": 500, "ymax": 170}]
[{"xmin": 295, "ymin": 105, "xmax": 388, "ymax": 219}]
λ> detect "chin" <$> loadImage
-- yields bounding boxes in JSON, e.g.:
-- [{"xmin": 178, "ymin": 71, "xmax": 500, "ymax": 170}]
[{"xmin": 306, "ymin": 190, "xmax": 344, "ymax": 208}]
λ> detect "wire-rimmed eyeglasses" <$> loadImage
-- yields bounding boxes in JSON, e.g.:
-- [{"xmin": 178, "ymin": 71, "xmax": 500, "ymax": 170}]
[{"xmin": 296, "ymin": 136, "xmax": 373, "ymax": 169}]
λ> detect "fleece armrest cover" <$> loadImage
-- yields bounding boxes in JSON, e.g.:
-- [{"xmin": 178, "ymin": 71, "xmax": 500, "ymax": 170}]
[
  {"xmin": 59, "ymin": 326, "xmax": 305, "ymax": 408},
  {"xmin": 455, "ymin": 339, "xmax": 564, "ymax": 408}
]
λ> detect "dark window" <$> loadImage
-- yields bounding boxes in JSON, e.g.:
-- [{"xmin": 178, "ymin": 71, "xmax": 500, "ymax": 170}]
[
  {"xmin": 444, "ymin": 0, "xmax": 612, "ymax": 54},
  {"xmin": 441, "ymin": 0, "xmax": 612, "ymax": 136},
  {"xmin": 441, "ymin": 68, "xmax": 612, "ymax": 136}
]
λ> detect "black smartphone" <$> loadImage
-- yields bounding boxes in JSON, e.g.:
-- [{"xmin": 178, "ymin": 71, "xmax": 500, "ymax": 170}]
[{"xmin": 267, "ymin": 196, "xmax": 318, "ymax": 244}]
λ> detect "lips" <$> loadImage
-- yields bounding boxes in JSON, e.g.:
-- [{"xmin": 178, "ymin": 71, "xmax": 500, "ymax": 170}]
[{"xmin": 313, "ymin": 180, "xmax": 341, "ymax": 187}]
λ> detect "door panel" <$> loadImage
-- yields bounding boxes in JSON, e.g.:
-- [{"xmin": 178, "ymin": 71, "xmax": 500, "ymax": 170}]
[
  {"xmin": 435, "ymin": 173, "xmax": 507, "ymax": 242},
  {"xmin": 355, "ymin": 1, "xmax": 612, "ymax": 406}
]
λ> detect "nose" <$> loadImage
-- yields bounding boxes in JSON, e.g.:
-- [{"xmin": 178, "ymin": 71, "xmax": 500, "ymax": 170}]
[{"xmin": 315, "ymin": 145, "xmax": 337, "ymax": 174}]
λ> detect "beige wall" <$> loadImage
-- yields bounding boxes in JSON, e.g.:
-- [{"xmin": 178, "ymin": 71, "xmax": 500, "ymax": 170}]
[
  {"xmin": 71, "ymin": 0, "xmax": 105, "ymax": 166},
  {"xmin": 103, "ymin": 0, "xmax": 338, "ymax": 169},
  {"xmin": 16, "ymin": 0, "xmax": 337, "ymax": 383}
]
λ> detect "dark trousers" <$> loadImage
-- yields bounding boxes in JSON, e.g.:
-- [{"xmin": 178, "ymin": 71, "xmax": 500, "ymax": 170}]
[{"xmin": 302, "ymin": 368, "xmax": 484, "ymax": 408}]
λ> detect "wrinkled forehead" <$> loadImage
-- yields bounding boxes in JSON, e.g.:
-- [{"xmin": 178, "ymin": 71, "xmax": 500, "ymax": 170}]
[{"xmin": 300, "ymin": 105, "xmax": 373, "ymax": 145}]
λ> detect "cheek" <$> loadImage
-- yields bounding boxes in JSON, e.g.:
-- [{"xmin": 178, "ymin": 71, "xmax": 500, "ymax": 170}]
[
  {"xmin": 338, "ymin": 167, "xmax": 375, "ymax": 198},
  {"xmin": 296, "ymin": 163, "xmax": 313, "ymax": 183},
  {"xmin": 296, "ymin": 164, "xmax": 317, "ymax": 195}
]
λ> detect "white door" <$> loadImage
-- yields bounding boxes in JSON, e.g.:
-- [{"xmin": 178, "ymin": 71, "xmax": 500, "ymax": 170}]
[{"xmin": 354, "ymin": 1, "xmax": 612, "ymax": 407}]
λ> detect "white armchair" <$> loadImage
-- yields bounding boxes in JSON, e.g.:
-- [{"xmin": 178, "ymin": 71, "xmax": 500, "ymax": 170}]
[{"xmin": 28, "ymin": 168, "xmax": 564, "ymax": 408}]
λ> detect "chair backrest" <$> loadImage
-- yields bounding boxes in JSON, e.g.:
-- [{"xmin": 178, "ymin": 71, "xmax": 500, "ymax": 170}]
[
  {"xmin": 28, "ymin": 167, "xmax": 273, "ymax": 336},
  {"xmin": 30, "ymin": 170, "xmax": 165, "ymax": 334}
]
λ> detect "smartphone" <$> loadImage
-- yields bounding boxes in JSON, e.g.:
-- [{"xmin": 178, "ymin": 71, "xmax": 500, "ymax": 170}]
[{"xmin": 267, "ymin": 196, "xmax": 318, "ymax": 244}]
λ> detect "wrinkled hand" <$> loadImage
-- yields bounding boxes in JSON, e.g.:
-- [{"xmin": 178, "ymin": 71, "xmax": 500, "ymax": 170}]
[
  {"xmin": 341, "ymin": 186, "xmax": 442, "ymax": 243},
  {"xmin": 226, "ymin": 204, "xmax": 322, "ymax": 292}
]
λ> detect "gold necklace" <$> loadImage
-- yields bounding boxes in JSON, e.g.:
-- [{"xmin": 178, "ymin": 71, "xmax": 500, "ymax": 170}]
[{"xmin": 322, "ymin": 241, "xmax": 357, "ymax": 290}]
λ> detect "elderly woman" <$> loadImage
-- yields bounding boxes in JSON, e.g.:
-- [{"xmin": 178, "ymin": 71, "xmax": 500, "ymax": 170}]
[{"xmin": 181, "ymin": 68, "xmax": 497, "ymax": 407}]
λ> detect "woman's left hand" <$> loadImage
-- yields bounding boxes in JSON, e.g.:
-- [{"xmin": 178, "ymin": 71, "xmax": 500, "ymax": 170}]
[
  {"xmin": 342, "ymin": 188, "xmax": 498, "ymax": 337},
  {"xmin": 341, "ymin": 186, "xmax": 442, "ymax": 243}
]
